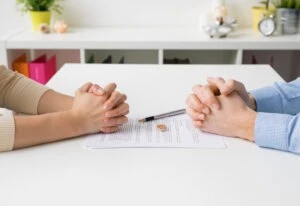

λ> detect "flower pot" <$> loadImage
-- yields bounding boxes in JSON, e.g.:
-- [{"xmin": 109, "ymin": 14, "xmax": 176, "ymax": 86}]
[
  {"xmin": 30, "ymin": 11, "xmax": 51, "ymax": 31},
  {"xmin": 252, "ymin": 6, "xmax": 276, "ymax": 32},
  {"xmin": 276, "ymin": 8, "xmax": 299, "ymax": 35}
]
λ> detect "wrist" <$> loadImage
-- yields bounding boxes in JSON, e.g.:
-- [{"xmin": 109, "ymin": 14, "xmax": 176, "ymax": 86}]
[
  {"xmin": 237, "ymin": 108, "xmax": 257, "ymax": 142},
  {"xmin": 67, "ymin": 110, "xmax": 86, "ymax": 136},
  {"xmin": 248, "ymin": 93, "xmax": 257, "ymax": 111}
]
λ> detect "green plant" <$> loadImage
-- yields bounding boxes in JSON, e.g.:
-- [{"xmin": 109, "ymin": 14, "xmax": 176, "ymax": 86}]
[
  {"xmin": 271, "ymin": 0, "xmax": 300, "ymax": 8},
  {"xmin": 16, "ymin": 0, "xmax": 64, "ymax": 14},
  {"xmin": 296, "ymin": 0, "xmax": 300, "ymax": 8},
  {"xmin": 259, "ymin": 0, "xmax": 272, "ymax": 9}
]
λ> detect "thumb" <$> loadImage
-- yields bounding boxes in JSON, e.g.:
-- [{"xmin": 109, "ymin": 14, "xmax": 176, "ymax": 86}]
[
  {"xmin": 89, "ymin": 84, "xmax": 105, "ymax": 96},
  {"xmin": 225, "ymin": 79, "xmax": 249, "ymax": 102},
  {"xmin": 207, "ymin": 77, "xmax": 232, "ymax": 95},
  {"xmin": 103, "ymin": 83, "xmax": 117, "ymax": 96},
  {"xmin": 78, "ymin": 82, "xmax": 93, "ymax": 93}
]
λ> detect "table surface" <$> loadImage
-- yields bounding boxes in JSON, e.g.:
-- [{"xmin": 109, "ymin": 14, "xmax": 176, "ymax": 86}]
[{"xmin": 1, "ymin": 64, "xmax": 299, "ymax": 206}]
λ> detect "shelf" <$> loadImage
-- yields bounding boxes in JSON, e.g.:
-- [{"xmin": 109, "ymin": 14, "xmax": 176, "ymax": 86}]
[
  {"xmin": 5, "ymin": 27, "xmax": 300, "ymax": 50},
  {"xmin": 3, "ymin": 27, "xmax": 300, "ymax": 81}
]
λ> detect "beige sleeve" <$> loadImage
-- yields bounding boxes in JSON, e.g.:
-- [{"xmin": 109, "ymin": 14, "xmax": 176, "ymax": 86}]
[
  {"xmin": 0, "ymin": 65, "xmax": 50, "ymax": 114},
  {"xmin": 0, "ymin": 65, "xmax": 50, "ymax": 152},
  {"xmin": 0, "ymin": 109, "xmax": 15, "ymax": 152}
]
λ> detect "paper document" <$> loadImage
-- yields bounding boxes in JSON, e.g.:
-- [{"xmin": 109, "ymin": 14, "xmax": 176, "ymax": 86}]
[{"xmin": 85, "ymin": 114, "xmax": 226, "ymax": 149}]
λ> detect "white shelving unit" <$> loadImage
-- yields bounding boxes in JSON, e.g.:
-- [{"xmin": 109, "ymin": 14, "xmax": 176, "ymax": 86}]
[{"xmin": 2, "ymin": 27, "xmax": 300, "ymax": 81}]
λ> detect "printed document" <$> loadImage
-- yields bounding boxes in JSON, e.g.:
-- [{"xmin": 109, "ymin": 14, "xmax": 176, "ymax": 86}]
[{"xmin": 85, "ymin": 114, "xmax": 226, "ymax": 149}]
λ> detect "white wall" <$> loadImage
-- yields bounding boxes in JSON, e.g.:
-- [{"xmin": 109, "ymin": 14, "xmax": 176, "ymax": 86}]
[
  {"xmin": 0, "ymin": 1, "xmax": 27, "ymax": 36},
  {"xmin": 0, "ymin": 0, "xmax": 257, "ymax": 36}
]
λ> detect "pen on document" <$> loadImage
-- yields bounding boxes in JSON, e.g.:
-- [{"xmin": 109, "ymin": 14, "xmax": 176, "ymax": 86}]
[{"xmin": 138, "ymin": 109, "xmax": 186, "ymax": 122}]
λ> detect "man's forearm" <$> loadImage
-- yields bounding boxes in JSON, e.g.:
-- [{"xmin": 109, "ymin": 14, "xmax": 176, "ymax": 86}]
[
  {"xmin": 38, "ymin": 90, "xmax": 73, "ymax": 114},
  {"xmin": 13, "ymin": 111, "xmax": 83, "ymax": 149},
  {"xmin": 236, "ymin": 107, "xmax": 257, "ymax": 142}
]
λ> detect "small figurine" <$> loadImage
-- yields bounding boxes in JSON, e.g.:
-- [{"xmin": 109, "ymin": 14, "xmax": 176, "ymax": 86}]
[
  {"xmin": 212, "ymin": 2, "xmax": 228, "ymax": 20},
  {"xmin": 38, "ymin": 23, "xmax": 50, "ymax": 34},
  {"xmin": 202, "ymin": 0, "xmax": 237, "ymax": 38},
  {"xmin": 54, "ymin": 20, "xmax": 68, "ymax": 33},
  {"xmin": 202, "ymin": 17, "xmax": 237, "ymax": 38}
]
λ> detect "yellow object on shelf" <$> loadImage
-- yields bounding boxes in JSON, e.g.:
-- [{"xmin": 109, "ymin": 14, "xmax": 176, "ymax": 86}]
[
  {"xmin": 252, "ymin": 6, "xmax": 276, "ymax": 32},
  {"xmin": 30, "ymin": 11, "xmax": 51, "ymax": 31}
]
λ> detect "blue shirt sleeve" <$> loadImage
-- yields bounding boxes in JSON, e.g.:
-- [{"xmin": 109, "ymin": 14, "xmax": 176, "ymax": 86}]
[
  {"xmin": 251, "ymin": 78, "xmax": 300, "ymax": 115},
  {"xmin": 249, "ymin": 78, "xmax": 300, "ymax": 154},
  {"xmin": 255, "ymin": 112, "xmax": 300, "ymax": 154}
]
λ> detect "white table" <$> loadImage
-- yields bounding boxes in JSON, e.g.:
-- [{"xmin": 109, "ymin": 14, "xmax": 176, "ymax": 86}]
[{"xmin": 0, "ymin": 64, "xmax": 299, "ymax": 206}]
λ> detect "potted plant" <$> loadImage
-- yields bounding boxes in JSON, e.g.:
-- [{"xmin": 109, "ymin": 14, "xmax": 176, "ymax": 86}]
[
  {"xmin": 252, "ymin": 0, "xmax": 276, "ymax": 31},
  {"xmin": 272, "ymin": 0, "xmax": 300, "ymax": 34},
  {"xmin": 17, "ymin": 0, "xmax": 64, "ymax": 31}
]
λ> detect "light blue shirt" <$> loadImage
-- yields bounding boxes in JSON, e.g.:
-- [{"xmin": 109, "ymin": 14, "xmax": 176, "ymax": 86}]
[{"xmin": 251, "ymin": 78, "xmax": 300, "ymax": 154}]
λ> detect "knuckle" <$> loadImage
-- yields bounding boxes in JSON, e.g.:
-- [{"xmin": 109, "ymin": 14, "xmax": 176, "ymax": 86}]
[
  {"xmin": 227, "ymin": 79, "xmax": 235, "ymax": 86},
  {"xmin": 193, "ymin": 121, "xmax": 202, "ymax": 128},
  {"xmin": 192, "ymin": 84, "xmax": 202, "ymax": 92},
  {"xmin": 186, "ymin": 108, "xmax": 193, "ymax": 117},
  {"xmin": 190, "ymin": 94, "xmax": 198, "ymax": 103},
  {"xmin": 203, "ymin": 85, "xmax": 210, "ymax": 90},
  {"xmin": 103, "ymin": 128, "xmax": 113, "ymax": 133},
  {"xmin": 191, "ymin": 111, "xmax": 199, "ymax": 120},
  {"xmin": 216, "ymin": 77, "xmax": 223, "ymax": 81}
]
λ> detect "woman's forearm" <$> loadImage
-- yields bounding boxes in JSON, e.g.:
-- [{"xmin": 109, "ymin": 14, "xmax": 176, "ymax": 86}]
[
  {"xmin": 13, "ymin": 111, "xmax": 82, "ymax": 149},
  {"xmin": 38, "ymin": 90, "xmax": 73, "ymax": 114}
]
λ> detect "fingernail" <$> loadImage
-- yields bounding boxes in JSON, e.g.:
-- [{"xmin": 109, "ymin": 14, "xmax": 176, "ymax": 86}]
[
  {"xmin": 198, "ymin": 114, "xmax": 205, "ymax": 119},
  {"xmin": 98, "ymin": 89, "xmax": 104, "ymax": 95}
]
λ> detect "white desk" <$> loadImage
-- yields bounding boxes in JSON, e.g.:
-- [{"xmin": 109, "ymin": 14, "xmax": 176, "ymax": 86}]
[{"xmin": 1, "ymin": 64, "xmax": 300, "ymax": 206}]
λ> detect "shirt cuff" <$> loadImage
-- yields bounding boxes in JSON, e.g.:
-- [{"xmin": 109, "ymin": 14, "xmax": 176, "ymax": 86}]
[
  {"xmin": 255, "ymin": 112, "xmax": 291, "ymax": 152},
  {"xmin": 250, "ymin": 86, "xmax": 283, "ymax": 113},
  {"xmin": 0, "ymin": 109, "xmax": 15, "ymax": 152}
]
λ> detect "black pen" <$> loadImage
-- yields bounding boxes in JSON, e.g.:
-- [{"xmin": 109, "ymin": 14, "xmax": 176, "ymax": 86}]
[{"xmin": 139, "ymin": 109, "xmax": 186, "ymax": 122}]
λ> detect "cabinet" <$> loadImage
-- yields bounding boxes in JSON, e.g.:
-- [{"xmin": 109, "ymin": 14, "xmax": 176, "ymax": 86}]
[{"xmin": 2, "ymin": 27, "xmax": 300, "ymax": 81}]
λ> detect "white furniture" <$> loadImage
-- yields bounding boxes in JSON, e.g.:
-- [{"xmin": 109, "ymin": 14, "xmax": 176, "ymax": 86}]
[
  {"xmin": 2, "ymin": 27, "xmax": 300, "ymax": 80},
  {"xmin": 1, "ymin": 64, "xmax": 300, "ymax": 206}
]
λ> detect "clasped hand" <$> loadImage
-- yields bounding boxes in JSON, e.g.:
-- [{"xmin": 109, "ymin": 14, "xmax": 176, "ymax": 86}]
[
  {"xmin": 186, "ymin": 77, "xmax": 257, "ymax": 142},
  {"xmin": 71, "ymin": 82, "xmax": 129, "ymax": 135}
]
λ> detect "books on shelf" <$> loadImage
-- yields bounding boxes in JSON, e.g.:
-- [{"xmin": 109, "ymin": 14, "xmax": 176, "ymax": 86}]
[
  {"xmin": 12, "ymin": 54, "xmax": 30, "ymax": 77},
  {"xmin": 86, "ymin": 54, "xmax": 125, "ymax": 64},
  {"xmin": 29, "ymin": 54, "xmax": 57, "ymax": 85},
  {"xmin": 12, "ymin": 54, "xmax": 57, "ymax": 85}
]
